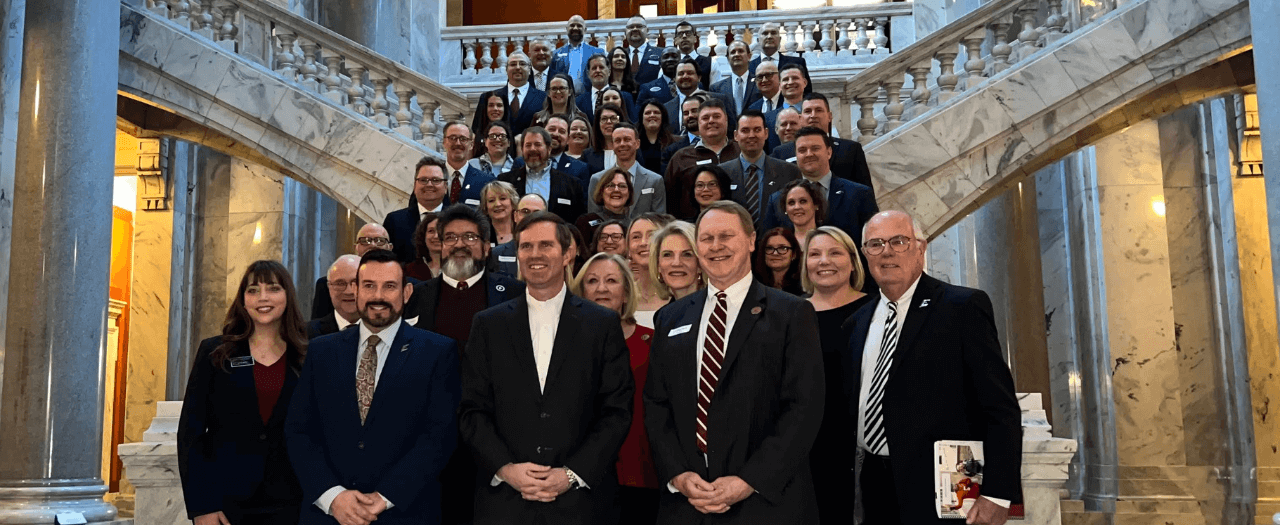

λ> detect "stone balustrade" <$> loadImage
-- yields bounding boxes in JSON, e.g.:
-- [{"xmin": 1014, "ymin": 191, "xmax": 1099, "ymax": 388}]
[
  {"xmin": 142, "ymin": 0, "xmax": 470, "ymax": 150},
  {"xmin": 839, "ymin": 0, "xmax": 1084, "ymax": 144},
  {"xmin": 440, "ymin": 2, "xmax": 914, "ymax": 85}
]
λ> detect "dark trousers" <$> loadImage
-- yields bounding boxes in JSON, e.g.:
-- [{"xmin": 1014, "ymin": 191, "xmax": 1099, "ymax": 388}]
[
  {"xmin": 223, "ymin": 503, "xmax": 299, "ymax": 525},
  {"xmin": 860, "ymin": 453, "xmax": 904, "ymax": 525},
  {"xmin": 615, "ymin": 486, "xmax": 660, "ymax": 525}
]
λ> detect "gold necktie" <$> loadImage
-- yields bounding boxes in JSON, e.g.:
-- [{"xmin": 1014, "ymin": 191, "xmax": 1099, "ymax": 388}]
[{"xmin": 356, "ymin": 335, "xmax": 380, "ymax": 424}]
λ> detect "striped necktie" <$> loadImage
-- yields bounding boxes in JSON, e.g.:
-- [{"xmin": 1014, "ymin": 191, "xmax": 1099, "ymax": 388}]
[
  {"xmin": 697, "ymin": 291, "xmax": 729, "ymax": 453},
  {"xmin": 863, "ymin": 301, "xmax": 900, "ymax": 455},
  {"xmin": 743, "ymin": 164, "xmax": 761, "ymax": 226}
]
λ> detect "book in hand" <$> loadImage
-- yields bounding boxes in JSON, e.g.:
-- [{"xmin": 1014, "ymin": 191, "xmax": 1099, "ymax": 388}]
[{"xmin": 934, "ymin": 440, "xmax": 1024, "ymax": 520}]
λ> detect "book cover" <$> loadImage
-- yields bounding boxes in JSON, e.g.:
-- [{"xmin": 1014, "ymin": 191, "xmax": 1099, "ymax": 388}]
[{"xmin": 934, "ymin": 440, "xmax": 1025, "ymax": 520}]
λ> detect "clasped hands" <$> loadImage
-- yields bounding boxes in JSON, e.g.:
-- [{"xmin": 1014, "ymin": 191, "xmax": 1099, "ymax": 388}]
[
  {"xmin": 330, "ymin": 489, "xmax": 388, "ymax": 525},
  {"xmin": 499, "ymin": 462, "xmax": 574, "ymax": 502},
  {"xmin": 671, "ymin": 472, "xmax": 754, "ymax": 514}
]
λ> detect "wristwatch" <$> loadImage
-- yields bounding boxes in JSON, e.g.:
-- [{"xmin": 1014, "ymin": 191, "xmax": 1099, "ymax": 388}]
[{"xmin": 563, "ymin": 468, "xmax": 581, "ymax": 489}]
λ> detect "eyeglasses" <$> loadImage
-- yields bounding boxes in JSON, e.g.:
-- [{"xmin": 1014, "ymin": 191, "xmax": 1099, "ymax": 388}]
[
  {"xmin": 445, "ymin": 135, "xmax": 472, "ymax": 143},
  {"xmin": 862, "ymin": 235, "xmax": 917, "ymax": 256},
  {"xmin": 599, "ymin": 233, "xmax": 624, "ymax": 242},
  {"xmin": 599, "ymin": 115, "xmax": 621, "ymax": 123},
  {"xmin": 694, "ymin": 181, "xmax": 720, "ymax": 190},
  {"xmin": 675, "ymin": 29, "xmax": 696, "ymax": 37},
  {"xmin": 487, "ymin": 133, "xmax": 509, "ymax": 141},
  {"xmin": 327, "ymin": 279, "xmax": 356, "ymax": 290},
  {"xmin": 604, "ymin": 182, "xmax": 629, "ymax": 191},
  {"xmin": 755, "ymin": 72, "xmax": 778, "ymax": 81},
  {"xmin": 356, "ymin": 237, "xmax": 390, "ymax": 246},
  {"xmin": 415, "ymin": 177, "xmax": 447, "ymax": 186},
  {"xmin": 764, "ymin": 245, "xmax": 791, "ymax": 255},
  {"xmin": 442, "ymin": 232, "xmax": 482, "ymax": 245},
  {"xmin": 549, "ymin": 86, "xmax": 570, "ymax": 93}
]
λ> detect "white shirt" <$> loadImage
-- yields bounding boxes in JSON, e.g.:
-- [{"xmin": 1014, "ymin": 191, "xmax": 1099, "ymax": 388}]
[
  {"xmin": 333, "ymin": 310, "xmax": 357, "ymax": 331},
  {"xmin": 507, "ymin": 82, "xmax": 529, "ymax": 106},
  {"xmin": 442, "ymin": 269, "xmax": 484, "ymax": 290},
  {"xmin": 854, "ymin": 276, "xmax": 1009, "ymax": 508},
  {"xmin": 315, "ymin": 318, "xmax": 404, "ymax": 514},
  {"xmin": 531, "ymin": 68, "xmax": 548, "ymax": 91},
  {"xmin": 693, "ymin": 273, "xmax": 753, "ymax": 393},
  {"xmin": 527, "ymin": 284, "xmax": 567, "ymax": 393},
  {"xmin": 418, "ymin": 201, "xmax": 442, "ymax": 219}
]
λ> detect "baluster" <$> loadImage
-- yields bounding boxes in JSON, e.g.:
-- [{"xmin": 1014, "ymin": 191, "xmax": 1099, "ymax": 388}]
[
  {"xmin": 393, "ymin": 84, "xmax": 416, "ymax": 138},
  {"xmin": 935, "ymin": 46, "xmax": 960, "ymax": 105},
  {"xmin": 782, "ymin": 22, "xmax": 798, "ymax": 55},
  {"xmin": 732, "ymin": 27, "xmax": 745, "ymax": 49},
  {"xmin": 713, "ymin": 27, "xmax": 728, "ymax": 59},
  {"xmin": 191, "ymin": 0, "xmax": 215, "ymax": 39},
  {"xmin": 418, "ymin": 99, "xmax": 441, "ymax": 150},
  {"xmin": 478, "ymin": 41, "xmax": 493, "ymax": 73},
  {"xmin": 836, "ymin": 20, "xmax": 853, "ymax": 57},
  {"xmin": 345, "ymin": 60, "xmax": 369, "ymax": 115},
  {"xmin": 696, "ymin": 26, "xmax": 711, "ymax": 57},
  {"xmin": 749, "ymin": 25, "xmax": 762, "ymax": 56},
  {"xmin": 1041, "ymin": 0, "xmax": 1068, "ymax": 45},
  {"xmin": 320, "ymin": 50, "xmax": 345, "ymax": 104},
  {"xmin": 1012, "ymin": 4, "xmax": 1041, "ymax": 63},
  {"xmin": 801, "ymin": 21, "xmax": 817, "ymax": 57},
  {"xmin": 150, "ymin": 0, "xmax": 170, "ymax": 17},
  {"xmin": 494, "ymin": 39, "xmax": 509, "ymax": 74},
  {"xmin": 463, "ymin": 42, "xmax": 477, "ymax": 75},
  {"xmin": 369, "ymin": 72, "xmax": 392, "ymax": 127},
  {"xmin": 273, "ymin": 28, "xmax": 298, "ymax": 82},
  {"xmin": 214, "ymin": 0, "xmax": 238, "ymax": 51},
  {"xmin": 904, "ymin": 61, "xmax": 932, "ymax": 121},
  {"xmin": 987, "ymin": 15, "xmax": 1014, "ymax": 76},
  {"xmin": 172, "ymin": 0, "xmax": 191, "ymax": 24},
  {"xmin": 873, "ymin": 17, "xmax": 890, "ymax": 54},
  {"xmin": 882, "ymin": 79, "xmax": 905, "ymax": 133},
  {"xmin": 818, "ymin": 21, "xmax": 834, "ymax": 59},
  {"xmin": 854, "ymin": 18, "xmax": 871, "ymax": 56},
  {"xmin": 855, "ymin": 91, "xmax": 879, "ymax": 144},
  {"xmin": 298, "ymin": 37, "xmax": 320, "ymax": 91},
  {"xmin": 960, "ymin": 31, "xmax": 986, "ymax": 90}
]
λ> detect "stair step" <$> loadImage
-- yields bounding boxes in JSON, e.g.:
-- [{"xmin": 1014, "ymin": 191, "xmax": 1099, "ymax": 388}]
[
  {"xmin": 1060, "ymin": 499, "xmax": 1085, "ymax": 513},
  {"xmin": 1114, "ymin": 500, "xmax": 1200, "ymax": 515},
  {"xmin": 1061, "ymin": 510, "xmax": 1109, "ymax": 525}
]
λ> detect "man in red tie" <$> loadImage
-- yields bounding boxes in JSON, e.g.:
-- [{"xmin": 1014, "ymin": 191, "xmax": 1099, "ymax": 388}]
[{"xmin": 644, "ymin": 201, "xmax": 824, "ymax": 524}]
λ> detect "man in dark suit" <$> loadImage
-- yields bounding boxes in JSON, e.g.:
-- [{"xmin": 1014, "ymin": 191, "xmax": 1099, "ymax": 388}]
[
  {"xmin": 711, "ymin": 41, "xmax": 760, "ymax": 117},
  {"xmin": 544, "ymin": 114, "xmax": 594, "ymax": 196},
  {"xmin": 575, "ymin": 54, "xmax": 637, "ymax": 126},
  {"xmin": 644, "ymin": 201, "xmax": 824, "ymax": 524},
  {"xmin": 311, "ymin": 224, "xmax": 395, "ymax": 319},
  {"xmin": 659, "ymin": 95, "xmax": 706, "ymax": 175},
  {"xmin": 764, "ymin": 127, "xmax": 877, "ymax": 246},
  {"xmin": 308, "ymin": 255, "xmax": 362, "ymax": 338},
  {"xmin": 720, "ymin": 110, "xmax": 801, "ymax": 232},
  {"xmin": 673, "ymin": 20, "xmax": 713, "ymax": 89},
  {"xmin": 664, "ymin": 60, "xmax": 736, "ymax": 135},
  {"xmin": 748, "ymin": 22, "xmax": 812, "ymax": 95},
  {"xmin": 286, "ymin": 249, "xmax": 461, "ymax": 525},
  {"xmin": 472, "ymin": 52, "xmax": 546, "ymax": 137},
  {"xmin": 845, "ymin": 210, "xmax": 1022, "ymax": 525},
  {"xmin": 384, "ymin": 156, "xmax": 450, "ymax": 263},
  {"xmin": 623, "ymin": 15, "xmax": 663, "ymax": 84},
  {"xmin": 550, "ymin": 16, "xmax": 604, "ymax": 91},
  {"xmin": 635, "ymin": 47, "xmax": 680, "ymax": 108},
  {"xmin": 529, "ymin": 39, "xmax": 557, "ymax": 92},
  {"xmin": 460, "ymin": 211, "xmax": 633, "ymax": 525},
  {"xmin": 771, "ymin": 93, "xmax": 874, "ymax": 192},
  {"xmin": 499, "ymin": 127, "xmax": 586, "ymax": 224}
]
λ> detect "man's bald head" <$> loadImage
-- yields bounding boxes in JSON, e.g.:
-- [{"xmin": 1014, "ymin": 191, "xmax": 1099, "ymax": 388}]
[
  {"xmin": 514, "ymin": 194, "xmax": 548, "ymax": 225},
  {"xmin": 355, "ymin": 223, "xmax": 392, "ymax": 256}
]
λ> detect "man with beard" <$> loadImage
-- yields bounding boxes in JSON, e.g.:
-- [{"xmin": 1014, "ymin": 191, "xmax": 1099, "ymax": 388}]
[
  {"xmin": 544, "ymin": 114, "xmax": 593, "ymax": 196},
  {"xmin": 489, "ymin": 194, "xmax": 547, "ymax": 278},
  {"xmin": 408, "ymin": 205, "xmax": 523, "ymax": 525},
  {"xmin": 286, "ymin": 248, "xmax": 461, "ymax": 525},
  {"xmin": 664, "ymin": 59, "xmax": 735, "ymax": 135},
  {"xmin": 499, "ymin": 127, "xmax": 585, "ymax": 224},
  {"xmin": 622, "ymin": 15, "xmax": 663, "ymax": 84},
  {"xmin": 308, "ymin": 254, "xmax": 362, "ymax": 338},
  {"xmin": 551, "ymin": 15, "xmax": 604, "ymax": 91},
  {"xmin": 461, "ymin": 211, "xmax": 633, "ymax": 525},
  {"xmin": 664, "ymin": 98, "xmax": 741, "ymax": 220},
  {"xmin": 770, "ymin": 93, "xmax": 873, "ymax": 192},
  {"xmin": 636, "ymin": 47, "xmax": 680, "ymax": 107}
]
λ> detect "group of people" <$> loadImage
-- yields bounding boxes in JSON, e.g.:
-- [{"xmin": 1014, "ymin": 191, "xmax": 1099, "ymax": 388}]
[{"xmin": 176, "ymin": 12, "xmax": 1022, "ymax": 525}]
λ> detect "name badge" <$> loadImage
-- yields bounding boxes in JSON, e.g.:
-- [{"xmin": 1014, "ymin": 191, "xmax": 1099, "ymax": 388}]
[
  {"xmin": 229, "ymin": 356, "xmax": 255, "ymax": 368},
  {"xmin": 669, "ymin": 324, "xmax": 693, "ymax": 337},
  {"xmin": 498, "ymin": 255, "xmax": 517, "ymax": 262},
  {"xmin": 648, "ymin": 59, "xmax": 659, "ymax": 65},
  {"xmin": 786, "ymin": 156, "xmax": 797, "ymax": 163},
  {"xmin": 557, "ymin": 198, "xmax": 572, "ymax": 205},
  {"xmin": 641, "ymin": 188, "xmax": 654, "ymax": 194},
  {"xmin": 589, "ymin": 220, "xmax": 600, "ymax": 226},
  {"xmin": 730, "ymin": 184, "xmax": 738, "ymax": 190},
  {"xmin": 650, "ymin": 86, "xmax": 662, "ymax": 92},
  {"xmin": 465, "ymin": 198, "xmax": 480, "ymax": 206},
  {"xmin": 696, "ymin": 159, "xmax": 713, "ymax": 165}
]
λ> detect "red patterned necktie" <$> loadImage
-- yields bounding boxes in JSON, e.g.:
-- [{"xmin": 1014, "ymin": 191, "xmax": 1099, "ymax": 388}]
[
  {"xmin": 697, "ymin": 291, "xmax": 728, "ymax": 453},
  {"xmin": 450, "ymin": 171, "xmax": 462, "ymax": 203}
]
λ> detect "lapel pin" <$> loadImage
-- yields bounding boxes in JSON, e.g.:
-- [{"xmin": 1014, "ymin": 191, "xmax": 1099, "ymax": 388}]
[
  {"xmin": 641, "ymin": 334, "xmax": 650, "ymax": 341},
  {"xmin": 751, "ymin": 306, "xmax": 762, "ymax": 315},
  {"xmin": 496, "ymin": 284, "xmax": 506, "ymax": 292},
  {"xmin": 836, "ymin": 190, "xmax": 844, "ymax": 195},
  {"xmin": 400, "ymin": 344, "xmax": 410, "ymax": 352},
  {"xmin": 920, "ymin": 299, "xmax": 931, "ymax": 308}
]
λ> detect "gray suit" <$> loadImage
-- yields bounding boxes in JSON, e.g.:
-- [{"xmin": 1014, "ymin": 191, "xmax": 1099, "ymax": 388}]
[
  {"xmin": 719, "ymin": 155, "xmax": 802, "ymax": 230},
  {"xmin": 587, "ymin": 163, "xmax": 668, "ymax": 217}
]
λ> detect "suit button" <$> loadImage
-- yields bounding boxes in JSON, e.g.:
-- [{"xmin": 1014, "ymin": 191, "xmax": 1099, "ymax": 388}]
[
  {"xmin": 540, "ymin": 412, "xmax": 550, "ymax": 419},
  {"xmin": 358, "ymin": 441, "xmax": 364, "ymax": 449},
  {"xmin": 258, "ymin": 434, "xmax": 267, "ymax": 441}
]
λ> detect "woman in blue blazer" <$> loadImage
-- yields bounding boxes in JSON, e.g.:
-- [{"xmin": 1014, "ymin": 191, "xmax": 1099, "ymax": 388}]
[{"xmin": 178, "ymin": 260, "xmax": 308, "ymax": 525}]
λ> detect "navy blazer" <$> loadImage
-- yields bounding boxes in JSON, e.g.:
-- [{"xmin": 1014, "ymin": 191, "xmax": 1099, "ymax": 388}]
[
  {"xmin": 574, "ymin": 88, "xmax": 638, "ymax": 125},
  {"xmin": 626, "ymin": 44, "xmax": 665, "ymax": 85},
  {"xmin": 512, "ymin": 154, "xmax": 593, "ymax": 202},
  {"xmin": 460, "ymin": 293, "xmax": 634, "ymax": 525},
  {"xmin": 306, "ymin": 313, "xmax": 341, "ymax": 340},
  {"xmin": 178, "ymin": 337, "xmax": 303, "ymax": 519},
  {"xmin": 550, "ymin": 43, "xmax": 605, "ymax": 90},
  {"xmin": 472, "ymin": 86, "xmax": 547, "ymax": 137},
  {"xmin": 643, "ymin": 279, "xmax": 824, "ymax": 524},
  {"xmin": 763, "ymin": 176, "xmax": 878, "ymax": 245},
  {"xmin": 285, "ymin": 324, "xmax": 461, "ymax": 525},
  {"xmin": 719, "ymin": 156, "xmax": 802, "ymax": 231},
  {"xmin": 383, "ymin": 165, "xmax": 490, "ymax": 263},
  {"xmin": 497, "ymin": 166, "xmax": 586, "ymax": 225},
  {"xmin": 487, "ymin": 241, "xmax": 518, "ymax": 278},
  {"xmin": 635, "ymin": 75, "xmax": 674, "ymax": 107},
  {"xmin": 771, "ymin": 137, "xmax": 874, "ymax": 193},
  {"xmin": 841, "ymin": 274, "xmax": 1022, "ymax": 522},
  {"xmin": 711, "ymin": 74, "xmax": 762, "ymax": 115}
]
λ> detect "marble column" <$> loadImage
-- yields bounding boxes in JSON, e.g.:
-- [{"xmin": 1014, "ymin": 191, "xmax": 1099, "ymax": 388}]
[
  {"xmin": 225, "ymin": 159, "xmax": 286, "ymax": 306},
  {"xmin": 0, "ymin": 0, "xmax": 24, "ymax": 397},
  {"xmin": 315, "ymin": 0, "xmax": 443, "ymax": 78},
  {"xmin": 0, "ymin": 0, "xmax": 120, "ymax": 521},
  {"xmin": 1250, "ymin": 0, "xmax": 1280, "ymax": 355}
]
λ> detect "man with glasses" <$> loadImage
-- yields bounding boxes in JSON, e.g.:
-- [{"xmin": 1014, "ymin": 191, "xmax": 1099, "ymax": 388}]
[
  {"xmin": 587, "ymin": 123, "xmax": 666, "ymax": 215},
  {"xmin": 674, "ymin": 20, "xmax": 714, "ymax": 88},
  {"xmin": 385, "ymin": 153, "xmax": 490, "ymax": 264},
  {"xmin": 309, "ymin": 223, "xmax": 398, "ymax": 319},
  {"xmin": 550, "ymin": 16, "xmax": 604, "ymax": 90},
  {"xmin": 844, "ymin": 210, "xmax": 1021, "ymax": 525},
  {"xmin": 489, "ymin": 194, "xmax": 548, "ymax": 278},
  {"xmin": 764, "ymin": 126, "xmax": 876, "ymax": 254},
  {"xmin": 623, "ymin": 15, "xmax": 663, "ymax": 84},
  {"xmin": 307, "ymin": 254, "xmax": 362, "ymax": 338},
  {"xmin": 748, "ymin": 22, "xmax": 811, "ymax": 95}
]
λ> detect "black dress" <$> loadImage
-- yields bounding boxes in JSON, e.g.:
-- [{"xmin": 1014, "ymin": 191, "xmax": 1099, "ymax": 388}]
[{"xmin": 811, "ymin": 294, "xmax": 875, "ymax": 525}]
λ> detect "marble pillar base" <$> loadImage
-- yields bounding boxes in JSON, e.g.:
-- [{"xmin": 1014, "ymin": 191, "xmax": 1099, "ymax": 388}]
[
  {"xmin": 0, "ymin": 480, "xmax": 119, "ymax": 523},
  {"xmin": 1019, "ymin": 393, "xmax": 1077, "ymax": 525},
  {"xmin": 117, "ymin": 402, "xmax": 187, "ymax": 525}
]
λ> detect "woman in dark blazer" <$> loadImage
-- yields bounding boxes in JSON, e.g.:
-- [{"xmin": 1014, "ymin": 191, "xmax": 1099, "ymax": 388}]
[{"xmin": 178, "ymin": 260, "xmax": 309, "ymax": 525}]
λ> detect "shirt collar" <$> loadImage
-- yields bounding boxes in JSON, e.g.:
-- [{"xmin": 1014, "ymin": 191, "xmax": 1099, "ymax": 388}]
[
  {"xmin": 359, "ymin": 316, "xmax": 403, "ymax": 351},
  {"xmin": 442, "ymin": 269, "xmax": 485, "ymax": 290},
  {"xmin": 739, "ymin": 153, "xmax": 766, "ymax": 172},
  {"xmin": 761, "ymin": 52, "xmax": 780, "ymax": 62},
  {"xmin": 527, "ymin": 283, "xmax": 568, "ymax": 312},
  {"xmin": 333, "ymin": 311, "xmax": 358, "ymax": 331},
  {"xmin": 815, "ymin": 172, "xmax": 834, "ymax": 196},
  {"xmin": 507, "ymin": 82, "xmax": 528, "ymax": 95},
  {"xmin": 880, "ymin": 273, "xmax": 922, "ymax": 311},
  {"xmin": 527, "ymin": 163, "xmax": 551, "ymax": 179},
  {"xmin": 707, "ymin": 272, "xmax": 753, "ymax": 303},
  {"xmin": 417, "ymin": 201, "xmax": 442, "ymax": 215}
]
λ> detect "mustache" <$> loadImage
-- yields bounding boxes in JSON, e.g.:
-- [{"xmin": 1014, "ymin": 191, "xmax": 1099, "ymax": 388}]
[{"xmin": 363, "ymin": 301, "xmax": 394, "ymax": 310}]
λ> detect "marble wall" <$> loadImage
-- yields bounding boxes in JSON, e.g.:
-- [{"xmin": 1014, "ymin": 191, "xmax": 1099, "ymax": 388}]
[
  {"xmin": 0, "ymin": 0, "xmax": 23, "ymax": 400},
  {"xmin": 314, "ymin": 0, "xmax": 443, "ymax": 78}
]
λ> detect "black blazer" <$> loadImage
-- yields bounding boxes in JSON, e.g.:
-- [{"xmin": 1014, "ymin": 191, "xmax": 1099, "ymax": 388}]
[
  {"xmin": 497, "ymin": 166, "xmax": 586, "ymax": 224},
  {"xmin": 460, "ymin": 293, "xmax": 634, "ymax": 525},
  {"xmin": 306, "ymin": 312, "xmax": 341, "ymax": 340},
  {"xmin": 627, "ymin": 44, "xmax": 665, "ymax": 85},
  {"xmin": 643, "ymin": 279, "xmax": 825, "ymax": 524},
  {"xmin": 842, "ymin": 274, "xmax": 1023, "ymax": 523},
  {"xmin": 749, "ymin": 55, "xmax": 813, "ymax": 95},
  {"xmin": 664, "ymin": 91, "xmax": 738, "ymax": 135},
  {"xmin": 719, "ymin": 155, "xmax": 802, "ymax": 231},
  {"xmin": 408, "ymin": 272, "xmax": 525, "ymax": 333},
  {"xmin": 710, "ymin": 74, "xmax": 762, "ymax": 115},
  {"xmin": 473, "ymin": 86, "xmax": 547, "ymax": 136},
  {"xmin": 177, "ymin": 337, "xmax": 303, "ymax": 519},
  {"xmin": 635, "ymin": 74, "xmax": 674, "ymax": 107},
  {"xmin": 285, "ymin": 324, "xmax": 461, "ymax": 525},
  {"xmin": 763, "ymin": 176, "xmax": 878, "ymax": 245},
  {"xmin": 771, "ymin": 137, "xmax": 875, "ymax": 193},
  {"xmin": 487, "ymin": 240, "xmax": 518, "ymax": 278}
]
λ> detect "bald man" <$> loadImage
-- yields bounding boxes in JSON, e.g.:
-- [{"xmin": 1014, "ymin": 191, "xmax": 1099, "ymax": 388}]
[
  {"xmin": 307, "ymin": 255, "xmax": 362, "ymax": 339},
  {"xmin": 310, "ymin": 223, "xmax": 396, "ymax": 320},
  {"xmin": 550, "ymin": 15, "xmax": 604, "ymax": 91}
]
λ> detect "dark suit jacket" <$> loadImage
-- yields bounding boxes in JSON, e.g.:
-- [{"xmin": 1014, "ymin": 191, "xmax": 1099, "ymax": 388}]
[
  {"xmin": 719, "ymin": 155, "xmax": 802, "ymax": 231},
  {"xmin": 178, "ymin": 337, "xmax": 303, "ymax": 519},
  {"xmin": 644, "ymin": 279, "xmax": 824, "ymax": 524},
  {"xmin": 574, "ymin": 88, "xmax": 638, "ymax": 125},
  {"xmin": 635, "ymin": 75, "xmax": 674, "ymax": 107},
  {"xmin": 497, "ymin": 166, "xmax": 586, "ymax": 224},
  {"xmin": 626, "ymin": 44, "xmax": 665, "ymax": 85},
  {"xmin": 551, "ymin": 43, "xmax": 605, "ymax": 90},
  {"xmin": 711, "ymin": 74, "xmax": 761, "ymax": 115},
  {"xmin": 473, "ymin": 86, "xmax": 547, "ymax": 137},
  {"xmin": 664, "ymin": 91, "xmax": 738, "ymax": 135},
  {"xmin": 771, "ymin": 138, "xmax": 874, "ymax": 193},
  {"xmin": 749, "ymin": 55, "xmax": 812, "ymax": 95},
  {"xmin": 285, "ymin": 324, "xmax": 461, "ymax": 525},
  {"xmin": 460, "ymin": 293, "xmax": 634, "ymax": 525},
  {"xmin": 512, "ymin": 154, "xmax": 593, "ymax": 202},
  {"xmin": 408, "ymin": 273, "xmax": 525, "ymax": 334},
  {"xmin": 763, "ymin": 176, "xmax": 878, "ymax": 246},
  {"xmin": 842, "ymin": 274, "xmax": 1022, "ymax": 523},
  {"xmin": 307, "ymin": 313, "xmax": 341, "ymax": 340},
  {"xmin": 486, "ymin": 241, "xmax": 518, "ymax": 278}
]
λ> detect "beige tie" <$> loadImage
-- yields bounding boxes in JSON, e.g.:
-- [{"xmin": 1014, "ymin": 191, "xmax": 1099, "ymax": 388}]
[{"xmin": 356, "ymin": 335, "xmax": 380, "ymax": 425}]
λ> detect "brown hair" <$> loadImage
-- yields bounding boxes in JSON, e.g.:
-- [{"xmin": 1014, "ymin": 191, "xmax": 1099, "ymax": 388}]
[{"xmin": 212, "ymin": 260, "xmax": 308, "ymax": 371}]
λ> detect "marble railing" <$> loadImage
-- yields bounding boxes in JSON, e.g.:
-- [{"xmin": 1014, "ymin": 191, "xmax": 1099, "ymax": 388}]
[
  {"xmin": 440, "ymin": 3, "xmax": 913, "ymax": 82},
  {"xmin": 840, "ymin": 0, "xmax": 1087, "ymax": 144},
  {"xmin": 141, "ymin": 0, "xmax": 470, "ymax": 150}
]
